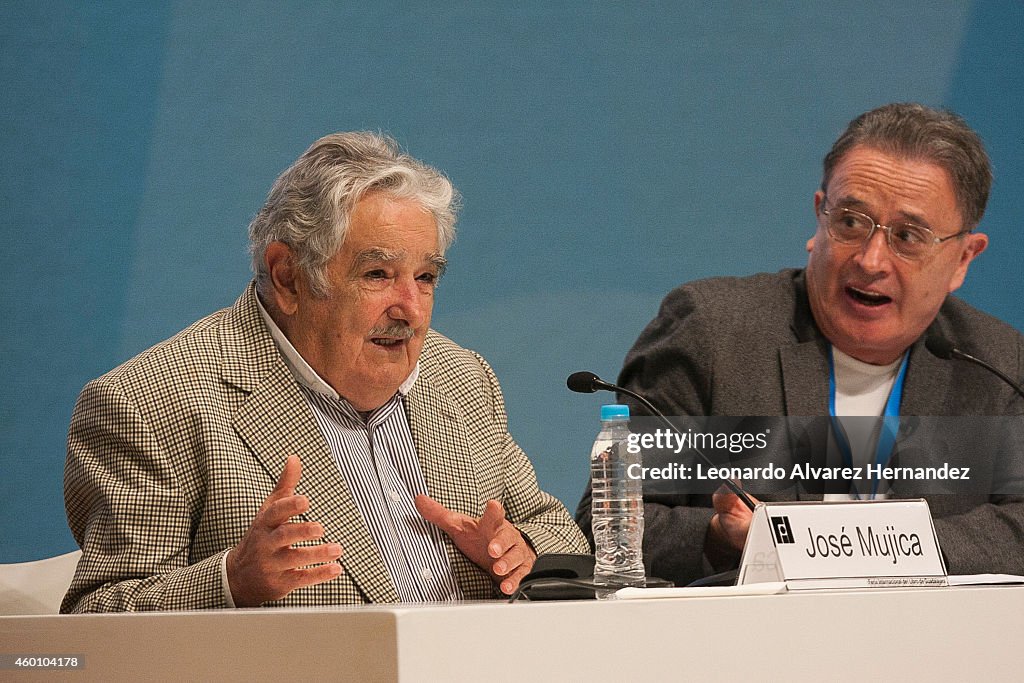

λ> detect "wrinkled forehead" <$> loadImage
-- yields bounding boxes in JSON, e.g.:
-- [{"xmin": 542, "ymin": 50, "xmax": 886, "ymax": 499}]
[
  {"xmin": 350, "ymin": 189, "xmax": 448, "ymax": 251},
  {"xmin": 824, "ymin": 146, "xmax": 963, "ymax": 228}
]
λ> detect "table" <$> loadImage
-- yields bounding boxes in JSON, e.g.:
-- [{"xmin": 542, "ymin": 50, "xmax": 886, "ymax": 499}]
[{"xmin": 2, "ymin": 585, "xmax": 1021, "ymax": 681}]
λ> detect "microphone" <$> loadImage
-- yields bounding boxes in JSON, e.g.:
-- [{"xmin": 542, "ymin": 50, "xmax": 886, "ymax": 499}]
[
  {"xmin": 567, "ymin": 371, "xmax": 756, "ymax": 511},
  {"xmin": 566, "ymin": 371, "xmax": 617, "ymax": 395},
  {"xmin": 925, "ymin": 333, "xmax": 1024, "ymax": 400}
]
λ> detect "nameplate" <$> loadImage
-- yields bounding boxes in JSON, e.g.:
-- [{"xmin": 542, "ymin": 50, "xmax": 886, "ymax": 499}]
[{"xmin": 737, "ymin": 500, "xmax": 947, "ymax": 590}]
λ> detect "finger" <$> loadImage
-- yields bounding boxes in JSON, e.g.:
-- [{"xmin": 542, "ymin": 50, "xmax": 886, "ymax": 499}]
[
  {"xmin": 714, "ymin": 489, "xmax": 758, "ymax": 518},
  {"xmin": 479, "ymin": 501, "xmax": 512, "ymax": 561},
  {"xmin": 499, "ymin": 556, "xmax": 536, "ymax": 595},
  {"xmin": 284, "ymin": 561, "xmax": 344, "ymax": 592},
  {"xmin": 487, "ymin": 520, "xmax": 521, "ymax": 560},
  {"xmin": 273, "ymin": 520, "xmax": 326, "ymax": 547},
  {"xmin": 713, "ymin": 481, "xmax": 759, "ymax": 507},
  {"xmin": 279, "ymin": 542, "xmax": 344, "ymax": 569},
  {"xmin": 258, "ymin": 542, "xmax": 343, "ymax": 577},
  {"xmin": 491, "ymin": 538, "xmax": 531, "ymax": 576},
  {"xmin": 712, "ymin": 485, "xmax": 741, "ymax": 513},
  {"xmin": 414, "ymin": 494, "xmax": 460, "ymax": 533},
  {"xmin": 479, "ymin": 500, "xmax": 507, "ymax": 557},
  {"xmin": 264, "ymin": 455, "xmax": 303, "ymax": 509},
  {"xmin": 276, "ymin": 454, "xmax": 302, "ymax": 494},
  {"xmin": 711, "ymin": 485, "xmax": 730, "ymax": 508},
  {"xmin": 260, "ymin": 560, "xmax": 345, "ymax": 602},
  {"xmin": 261, "ymin": 493, "xmax": 311, "ymax": 528}
]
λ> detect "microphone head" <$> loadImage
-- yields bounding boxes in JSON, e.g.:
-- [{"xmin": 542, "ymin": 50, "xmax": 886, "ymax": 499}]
[
  {"xmin": 925, "ymin": 333, "xmax": 956, "ymax": 360},
  {"xmin": 566, "ymin": 371, "xmax": 601, "ymax": 393}
]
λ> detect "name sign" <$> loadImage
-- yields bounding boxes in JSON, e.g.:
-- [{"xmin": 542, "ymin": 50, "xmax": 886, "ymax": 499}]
[{"xmin": 737, "ymin": 500, "xmax": 947, "ymax": 590}]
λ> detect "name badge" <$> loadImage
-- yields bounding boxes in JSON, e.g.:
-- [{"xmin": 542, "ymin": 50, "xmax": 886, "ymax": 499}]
[{"xmin": 737, "ymin": 500, "xmax": 947, "ymax": 590}]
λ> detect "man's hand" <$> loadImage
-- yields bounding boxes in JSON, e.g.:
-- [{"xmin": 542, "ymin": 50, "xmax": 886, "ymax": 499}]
[
  {"xmin": 704, "ymin": 485, "xmax": 758, "ymax": 571},
  {"xmin": 226, "ymin": 455, "xmax": 343, "ymax": 607},
  {"xmin": 415, "ymin": 495, "xmax": 536, "ymax": 595}
]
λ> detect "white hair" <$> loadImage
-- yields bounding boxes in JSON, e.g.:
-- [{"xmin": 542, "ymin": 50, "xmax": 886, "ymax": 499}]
[{"xmin": 249, "ymin": 131, "xmax": 459, "ymax": 297}]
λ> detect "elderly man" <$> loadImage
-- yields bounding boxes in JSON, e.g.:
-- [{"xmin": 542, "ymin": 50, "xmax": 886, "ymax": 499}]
[
  {"xmin": 577, "ymin": 103, "xmax": 1024, "ymax": 586},
  {"xmin": 63, "ymin": 132, "xmax": 587, "ymax": 612}
]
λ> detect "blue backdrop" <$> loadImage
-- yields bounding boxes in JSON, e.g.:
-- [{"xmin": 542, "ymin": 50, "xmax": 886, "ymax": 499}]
[{"xmin": 2, "ymin": 1, "xmax": 1021, "ymax": 561}]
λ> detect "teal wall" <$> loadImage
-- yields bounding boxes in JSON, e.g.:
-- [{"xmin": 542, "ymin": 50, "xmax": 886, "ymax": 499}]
[{"xmin": 2, "ymin": 1, "xmax": 1022, "ymax": 561}]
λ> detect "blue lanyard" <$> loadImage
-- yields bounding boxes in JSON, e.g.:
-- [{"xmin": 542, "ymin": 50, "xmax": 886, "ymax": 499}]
[{"xmin": 827, "ymin": 347, "xmax": 908, "ymax": 499}]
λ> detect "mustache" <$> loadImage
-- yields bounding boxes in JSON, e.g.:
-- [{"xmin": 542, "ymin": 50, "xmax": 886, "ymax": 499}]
[{"xmin": 368, "ymin": 323, "xmax": 415, "ymax": 340}]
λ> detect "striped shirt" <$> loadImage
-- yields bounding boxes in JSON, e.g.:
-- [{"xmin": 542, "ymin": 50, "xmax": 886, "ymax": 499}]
[{"xmin": 256, "ymin": 297, "xmax": 462, "ymax": 603}]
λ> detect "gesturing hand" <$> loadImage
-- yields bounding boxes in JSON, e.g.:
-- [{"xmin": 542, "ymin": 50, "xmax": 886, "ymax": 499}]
[
  {"xmin": 705, "ymin": 484, "xmax": 758, "ymax": 571},
  {"xmin": 226, "ymin": 455, "xmax": 343, "ymax": 607},
  {"xmin": 415, "ymin": 495, "xmax": 536, "ymax": 595},
  {"xmin": 710, "ymin": 484, "xmax": 757, "ymax": 550}
]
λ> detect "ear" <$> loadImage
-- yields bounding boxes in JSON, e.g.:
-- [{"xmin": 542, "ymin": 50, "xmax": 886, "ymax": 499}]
[
  {"xmin": 264, "ymin": 241, "xmax": 301, "ymax": 315},
  {"xmin": 947, "ymin": 231, "xmax": 989, "ymax": 293},
  {"xmin": 808, "ymin": 190, "xmax": 827, "ymax": 253}
]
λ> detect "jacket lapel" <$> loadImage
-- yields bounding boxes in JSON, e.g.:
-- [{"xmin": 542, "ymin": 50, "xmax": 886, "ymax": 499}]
[
  {"xmin": 778, "ymin": 341, "xmax": 829, "ymax": 502},
  {"xmin": 900, "ymin": 329, "xmax": 952, "ymax": 416},
  {"xmin": 405, "ymin": 374, "xmax": 486, "ymax": 591},
  {"xmin": 221, "ymin": 285, "xmax": 400, "ymax": 604},
  {"xmin": 780, "ymin": 273, "xmax": 831, "ymax": 416},
  {"xmin": 779, "ymin": 342, "xmax": 831, "ymax": 416},
  {"xmin": 780, "ymin": 274, "xmax": 829, "ymax": 501},
  {"xmin": 888, "ymin": 330, "xmax": 954, "ymax": 497},
  {"xmin": 405, "ymin": 376, "xmax": 481, "ymax": 515}
]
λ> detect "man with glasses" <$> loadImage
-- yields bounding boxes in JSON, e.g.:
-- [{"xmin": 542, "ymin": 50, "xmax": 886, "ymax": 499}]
[{"xmin": 577, "ymin": 103, "xmax": 1023, "ymax": 586}]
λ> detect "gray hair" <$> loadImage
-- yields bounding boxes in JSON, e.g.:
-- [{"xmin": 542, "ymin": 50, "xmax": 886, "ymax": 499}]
[
  {"xmin": 822, "ymin": 103, "xmax": 992, "ymax": 229},
  {"xmin": 249, "ymin": 131, "xmax": 459, "ymax": 297}
]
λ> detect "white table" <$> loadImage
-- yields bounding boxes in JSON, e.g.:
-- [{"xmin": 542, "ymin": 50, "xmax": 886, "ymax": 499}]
[{"xmin": 2, "ymin": 585, "xmax": 1021, "ymax": 681}]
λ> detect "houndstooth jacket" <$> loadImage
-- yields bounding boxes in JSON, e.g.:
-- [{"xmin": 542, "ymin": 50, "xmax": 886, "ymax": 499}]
[{"xmin": 62, "ymin": 283, "xmax": 587, "ymax": 612}]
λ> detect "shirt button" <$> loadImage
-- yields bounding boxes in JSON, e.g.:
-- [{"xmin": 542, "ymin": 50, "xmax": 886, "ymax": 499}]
[
  {"xmin": 420, "ymin": 567, "xmax": 433, "ymax": 582},
  {"xmin": 389, "ymin": 490, "xmax": 402, "ymax": 503}
]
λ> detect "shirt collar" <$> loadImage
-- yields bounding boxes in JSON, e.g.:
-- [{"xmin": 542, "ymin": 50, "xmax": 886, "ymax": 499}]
[
  {"xmin": 255, "ymin": 290, "xmax": 419, "ymax": 401},
  {"xmin": 831, "ymin": 346, "xmax": 905, "ymax": 378}
]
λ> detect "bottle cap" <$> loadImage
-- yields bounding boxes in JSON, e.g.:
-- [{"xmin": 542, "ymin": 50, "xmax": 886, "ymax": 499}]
[{"xmin": 600, "ymin": 404, "xmax": 630, "ymax": 421}]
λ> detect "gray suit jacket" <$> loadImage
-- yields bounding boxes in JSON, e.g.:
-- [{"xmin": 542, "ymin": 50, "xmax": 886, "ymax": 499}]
[
  {"xmin": 579, "ymin": 269, "xmax": 1024, "ymax": 586},
  {"xmin": 63, "ymin": 284, "xmax": 586, "ymax": 612}
]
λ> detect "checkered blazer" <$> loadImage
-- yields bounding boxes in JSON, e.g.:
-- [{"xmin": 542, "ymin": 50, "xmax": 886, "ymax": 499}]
[{"xmin": 62, "ymin": 284, "xmax": 587, "ymax": 612}]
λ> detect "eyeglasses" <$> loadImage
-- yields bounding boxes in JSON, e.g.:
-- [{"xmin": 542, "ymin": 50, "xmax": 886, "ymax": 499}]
[{"xmin": 820, "ymin": 201, "xmax": 970, "ymax": 261}]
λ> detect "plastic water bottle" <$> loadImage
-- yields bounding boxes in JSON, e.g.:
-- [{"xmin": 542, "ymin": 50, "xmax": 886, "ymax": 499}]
[{"xmin": 590, "ymin": 404, "xmax": 645, "ymax": 598}]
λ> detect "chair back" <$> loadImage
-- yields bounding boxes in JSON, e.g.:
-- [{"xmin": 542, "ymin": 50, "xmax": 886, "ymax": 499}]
[{"xmin": 0, "ymin": 550, "xmax": 82, "ymax": 615}]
